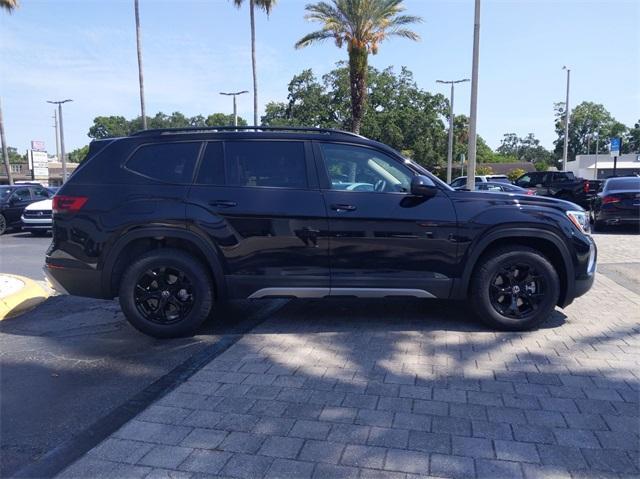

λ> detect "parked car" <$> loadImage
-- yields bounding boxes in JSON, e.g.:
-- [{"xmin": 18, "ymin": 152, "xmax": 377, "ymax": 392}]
[
  {"xmin": 455, "ymin": 182, "xmax": 536, "ymax": 195},
  {"xmin": 45, "ymin": 126, "xmax": 596, "ymax": 337},
  {"xmin": 0, "ymin": 184, "xmax": 52, "ymax": 235},
  {"xmin": 21, "ymin": 198, "xmax": 53, "ymax": 236},
  {"xmin": 450, "ymin": 175, "xmax": 511, "ymax": 188},
  {"xmin": 514, "ymin": 171, "xmax": 595, "ymax": 207},
  {"xmin": 589, "ymin": 177, "xmax": 640, "ymax": 230}
]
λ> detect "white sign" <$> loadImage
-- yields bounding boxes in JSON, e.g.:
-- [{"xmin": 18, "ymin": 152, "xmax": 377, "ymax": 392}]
[{"xmin": 28, "ymin": 150, "xmax": 49, "ymax": 179}]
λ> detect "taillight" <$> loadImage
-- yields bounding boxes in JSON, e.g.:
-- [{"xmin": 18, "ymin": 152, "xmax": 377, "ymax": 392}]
[
  {"xmin": 526, "ymin": 189, "xmax": 535, "ymax": 195},
  {"xmin": 602, "ymin": 195, "xmax": 621, "ymax": 205},
  {"xmin": 583, "ymin": 181, "xmax": 590, "ymax": 193},
  {"xmin": 52, "ymin": 195, "xmax": 88, "ymax": 214}
]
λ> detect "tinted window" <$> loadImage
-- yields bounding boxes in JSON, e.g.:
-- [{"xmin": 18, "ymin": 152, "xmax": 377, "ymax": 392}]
[
  {"xmin": 605, "ymin": 177, "xmax": 640, "ymax": 191},
  {"xmin": 225, "ymin": 141, "xmax": 307, "ymax": 189},
  {"xmin": 450, "ymin": 178, "xmax": 465, "ymax": 187},
  {"xmin": 13, "ymin": 188, "xmax": 31, "ymax": 201},
  {"xmin": 0, "ymin": 187, "xmax": 13, "ymax": 200},
  {"xmin": 32, "ymin": 187, "xmax": 50, "ymax": 199},
  {"xmin": 196, "ymin": 142, "xmax": 225, "ymax": 185},
  {"xmin": 320, "ymin": 143, "xmax": 411, "ymax": 193},
  {"xmin": 127, "ymin": 142, "xmax": 201, "ymax": 183}
]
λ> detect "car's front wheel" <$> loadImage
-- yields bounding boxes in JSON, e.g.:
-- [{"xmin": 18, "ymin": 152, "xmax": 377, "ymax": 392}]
[
  {"xmin": 119, "ymin": 248, "xmax": 213, "ymax": 338},
  {"xmin": 470, "ymin": 246, "xmax": 560, "ymax": 331}
]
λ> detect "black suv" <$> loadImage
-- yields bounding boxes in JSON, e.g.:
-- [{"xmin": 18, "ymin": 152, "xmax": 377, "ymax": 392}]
[{"xmin": 45, "ymin": 127, "xmax": 596, "ymax": 337}]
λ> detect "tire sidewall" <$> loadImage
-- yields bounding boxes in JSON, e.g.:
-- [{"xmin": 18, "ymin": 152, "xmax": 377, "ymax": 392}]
[
  {"xmin": 119, "ymin": 250, "xmax": 213, "ymax": 338},
  {"xmin": 472, "ymin": 249, "xmax": 560, "ymax": 331}
]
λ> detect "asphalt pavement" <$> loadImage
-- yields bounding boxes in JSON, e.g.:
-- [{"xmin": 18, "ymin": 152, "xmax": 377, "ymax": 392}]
[{"xmin": 0, "ymin": 231, "xmax": 51, "ymax": 281}]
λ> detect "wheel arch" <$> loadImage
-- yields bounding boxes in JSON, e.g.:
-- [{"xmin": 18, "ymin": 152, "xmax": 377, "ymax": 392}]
[
  {"xmin": 101, "ymin": 227, "xmax": 226, "ymax": 299},
  {"xmin": 454, "ymin": 228, "xmax": 575, "ymax": 308}
]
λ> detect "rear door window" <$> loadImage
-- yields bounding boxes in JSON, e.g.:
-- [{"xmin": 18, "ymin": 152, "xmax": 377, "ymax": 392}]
[
  {"xmin": 225, "ymin": 141, "xmax": 307, "ymax": 189},
  {"xmin": 31, "ymin": 186, "xmax": 50, "ymax": 199},
  {"xmin": 127, "ymin": 142, "xmax": 201, "ymax": 183}
]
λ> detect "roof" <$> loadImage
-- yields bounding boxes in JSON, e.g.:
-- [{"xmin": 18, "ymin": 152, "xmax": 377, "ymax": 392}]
[{"xmin": 481, "ymin": 162, "xmax": 537, "ymax": 175}]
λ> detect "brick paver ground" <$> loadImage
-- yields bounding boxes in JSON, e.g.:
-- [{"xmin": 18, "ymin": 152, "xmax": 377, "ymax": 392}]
[{"xmin": 58, "ymin": 233, "xmax": 640, "ymax": 479}]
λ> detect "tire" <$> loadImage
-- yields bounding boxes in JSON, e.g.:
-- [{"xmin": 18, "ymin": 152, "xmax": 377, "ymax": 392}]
[
  {"xmin": 119, "ymin": 248, "xmax": 214, "ymax": 338},
  {"xmin": 470, "ymin": 246, "xmax": 560, "ymax": 331},
  {"xmin": 0, "ymin": 214, "xmax": 6, "ymax": 235}
]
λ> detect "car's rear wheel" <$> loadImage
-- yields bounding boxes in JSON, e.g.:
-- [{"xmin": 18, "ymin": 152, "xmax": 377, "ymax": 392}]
[
  {"xmin": 0, "ymin": 214, "xmax": 7, "ymax": 235},
  {"xmin": 470, "ymin": 246, "xmax": 559, "ymax": 331},
  {"xmin": 119, "ymin": 248, "xmax": 213, "ymax": 338}
]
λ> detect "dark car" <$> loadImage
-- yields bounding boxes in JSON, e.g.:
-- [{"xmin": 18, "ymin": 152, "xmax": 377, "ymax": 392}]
[
  {"xmin": 455, "ymin": 182, "xmax": 536, "ymax": 195},
  {"xmin": 45, "ymin": 127, "xmax": 596, "ymax": 337},
  {"xmin": 589, "ymin": 177, "xmax": 640, "ymax": 230},
  {"xmin": 0, "ymin": 184, "xmax": 52, "ymax": 235},
  {"xmin": 514, "ymin": 171, "xmax": 594, "ymax": 207}
]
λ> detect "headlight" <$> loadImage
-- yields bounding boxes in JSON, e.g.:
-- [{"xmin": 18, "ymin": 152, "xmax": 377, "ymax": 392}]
[{"xmin": 566, "ymin": 210, "xmax": 590, "ymax": 234}]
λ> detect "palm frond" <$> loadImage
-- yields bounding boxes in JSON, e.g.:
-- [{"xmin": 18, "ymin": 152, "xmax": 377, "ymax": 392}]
[{"xmin": 295, "ymin": 30, "xmax": 335, "ymax": 49}]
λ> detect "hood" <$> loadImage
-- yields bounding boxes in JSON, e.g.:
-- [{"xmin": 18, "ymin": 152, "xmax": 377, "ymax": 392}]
[
  {"xmin": 24, "ymin": 198, "xmax": 53, "ymax": 211},
  {"xmin": 449, "ymin": 190, "xmax": 582, "ymax": 212}
]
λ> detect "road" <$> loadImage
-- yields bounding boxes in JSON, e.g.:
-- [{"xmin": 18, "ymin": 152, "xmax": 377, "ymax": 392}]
[{"xmin": 0, "ymin": 231, "xmax": 51, "ymax": 281}]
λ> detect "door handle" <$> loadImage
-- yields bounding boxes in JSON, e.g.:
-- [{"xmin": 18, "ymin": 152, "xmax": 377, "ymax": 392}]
[
  {"xmin": 209, "ymin": 200, "xmax": 237, "ymax": 208},
  {"xmin": 331, "ymin": 204, "xmax": 357, "ymax": 212}
]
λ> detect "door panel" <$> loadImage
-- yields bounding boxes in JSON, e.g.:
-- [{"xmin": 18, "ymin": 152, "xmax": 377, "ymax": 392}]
[
  {"xmin": 315, "ymin": 142, "xmax": 458, "ymax": 298},
  {"xmin": 6, "ymin": 188, "xmax": 32, "ymax": 224},
  {"xmin": 187, "ymin": 140, "xmax": 329, "ymax": 298}
]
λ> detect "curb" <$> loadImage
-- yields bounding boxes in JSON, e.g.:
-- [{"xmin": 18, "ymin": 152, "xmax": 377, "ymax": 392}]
[{"xmin": 0, "ymin": 274, "xmax": 51, "ymax": 320}]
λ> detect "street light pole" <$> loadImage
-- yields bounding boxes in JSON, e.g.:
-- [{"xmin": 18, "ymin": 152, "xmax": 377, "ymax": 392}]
[
  {"xmin": 220, "ymin": 91, "xmax": 248, "ymax": 127},
  {"xmin": 437, "ymin": 78, "xmax": 470, "ymax": 183},
  {"xmin": 593, "ymin": 132, "xmax": 599, "ymax": 180},
  {"xmin": 466, "ymin": 0, "xmax": 481, "ymax": 192},
  {"xmin": 47, "ymin": 99, "xmax": 72, "ymax": 183},
  {"xmin": 53, "ymin": 109, "xmax": 60, "ymax": 162},
  {"xmin": 562, "ymin": 66, "xmax": 571, "ymax": 171}
]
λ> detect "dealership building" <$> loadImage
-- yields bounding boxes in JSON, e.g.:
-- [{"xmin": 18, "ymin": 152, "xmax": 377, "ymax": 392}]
[{"xmin": 567, "ymin": 153, "xmax": 640, "ymax": 180}]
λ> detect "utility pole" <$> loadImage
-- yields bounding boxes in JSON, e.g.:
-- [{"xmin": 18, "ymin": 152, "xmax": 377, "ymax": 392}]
[
  {"xmin": 134, "ymin": 0, "xmax": 147, "ymax": 129},
  {"xmin": 53, "ymin": 109, "xmax": 60, "ymax": 162},
  {"xmin": 562, "ymin": 66, "xmax": 571, "ymax": 171},
  {"xmin": 466, "ymin": 0, "xmax": 481, "ymax": 192},
  {"xmin": 47, "ymin": 99, "xmax": 72, "ymax": 183},
  {"xmin": 220, "ymin": 91, "xmax": 248, "ymax": 127},
  {"xmin": 593, "ymin": 132, "xmax": 599, "ymax": 180},
  {"xmin": 0, "ymin": 98, "xmax": 14, "ymax": 185},
  {"xmin": 437, "ymin": 79, "xmax": 470, "ymax": 184}
]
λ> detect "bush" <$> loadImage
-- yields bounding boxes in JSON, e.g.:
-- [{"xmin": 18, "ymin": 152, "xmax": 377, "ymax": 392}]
[
  {"xmin": 534, "ymin": 161, "xmax": 549, "ymax": 172},
  {"xmin": 476, "ymin": 165, "xmax": 494, "ymax": 175},
  {"xmin": 507, "ymin": 168, "xmax": 527, "ymax": 182}
]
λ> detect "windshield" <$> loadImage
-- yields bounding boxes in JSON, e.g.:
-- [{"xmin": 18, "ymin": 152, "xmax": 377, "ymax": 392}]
[{"xmin": 0, "ymin": 187, "xmax": 14, "ymax": 200}]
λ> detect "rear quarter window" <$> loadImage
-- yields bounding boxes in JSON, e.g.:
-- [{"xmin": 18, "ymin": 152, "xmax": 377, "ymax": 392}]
[{"xmin": 126, "ymin": 142, "xmax": 201, "ymax": 183}]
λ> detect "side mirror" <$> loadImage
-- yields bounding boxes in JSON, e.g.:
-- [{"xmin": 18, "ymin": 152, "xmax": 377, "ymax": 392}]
[{"xmin": 411, "ymin": 175, "xmax": 437, "ymax": 197}]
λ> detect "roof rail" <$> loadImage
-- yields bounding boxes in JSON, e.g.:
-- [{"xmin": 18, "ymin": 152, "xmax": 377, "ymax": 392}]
[{"xmin": 130, "ymin": 125, "xmax": 365, "ymax": 139}]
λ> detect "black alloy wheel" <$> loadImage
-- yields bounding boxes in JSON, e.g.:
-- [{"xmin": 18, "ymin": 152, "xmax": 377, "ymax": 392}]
[
  {"xmin": 489, "ymin": 263, "xmax": 544, "ymax": 319},
  {"xmin": 470, "ymin": 246, "xmax": 559, "ymax": 331},
  {"xmin": 134, "ymin": 266, "xmax": 195, "ymax": 325}
]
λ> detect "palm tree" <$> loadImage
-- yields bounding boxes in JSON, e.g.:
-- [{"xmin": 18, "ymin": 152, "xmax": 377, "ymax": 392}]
[
  {"xmin": 134, "ymin": 0, "xmax": 147, "ymax": 129},
  {"xmin": 0, "ymin": 0, "xmax": 19, "ymax": 12},
  {"xmin": 295, "ymin": 0, "xmax": 421, "ymax": 134},
  {"xmin": 232, "ymin": 0, "xmax": 277, "ymax": 126}
]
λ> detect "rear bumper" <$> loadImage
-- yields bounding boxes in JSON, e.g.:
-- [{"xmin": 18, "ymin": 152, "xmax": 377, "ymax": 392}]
[{"xmin": 44, "ymin": 262, "xmax": 105, "ymax": 298}]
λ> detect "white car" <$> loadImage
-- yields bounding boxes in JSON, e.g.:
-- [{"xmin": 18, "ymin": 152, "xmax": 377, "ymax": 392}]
[
  {"xmin": 450, "ymin": 175, "xmax": 511, "ymax": 188},
  {"xmin": 21, "ymin": 198, "xmax": 53, "ymax": 236}
]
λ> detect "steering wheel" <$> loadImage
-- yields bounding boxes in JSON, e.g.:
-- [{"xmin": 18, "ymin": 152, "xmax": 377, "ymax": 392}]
[{"xmin": 374, "ymin": 179, "xmax": 387, "ymax": 192}]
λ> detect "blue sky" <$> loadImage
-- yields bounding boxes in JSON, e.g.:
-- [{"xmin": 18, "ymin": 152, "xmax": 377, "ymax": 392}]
[{"xmin": 1, "ymin": 0, "xmax": 639, "ymax": 153}]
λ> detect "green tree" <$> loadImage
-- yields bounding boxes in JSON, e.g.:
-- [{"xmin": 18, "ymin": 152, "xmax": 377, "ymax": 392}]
[
  {"xmin": 262, "ymin": 64, "xmax": 449, "ymax": 171},
  {"xmin": 553, "ymin": 101, "xmax": 629, "ymax": 160},
  {"xmin": 7, "ymin": 147, "xmax": 25, "ymax": 164},
  {"xmin": 232, "ymin": 0, "xmax": 277, "ymax": 126},
  {"xmin": 89, "ymin": 116, "xmax": 131, "ymax": 139},
  {"xmin": 68, "ymin": 145, "xmax": 90, "ymax": 163},
  {"xmin": 206, "ymin": 113, "xmax": 248, "ymax": 126},
  {"xmin": 295, "ymin": 0, "xmax": 422, "ymax": 134},
  {"xmin": 625, "ymin": 119, "xmax": 640, "ymax": 153}
]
